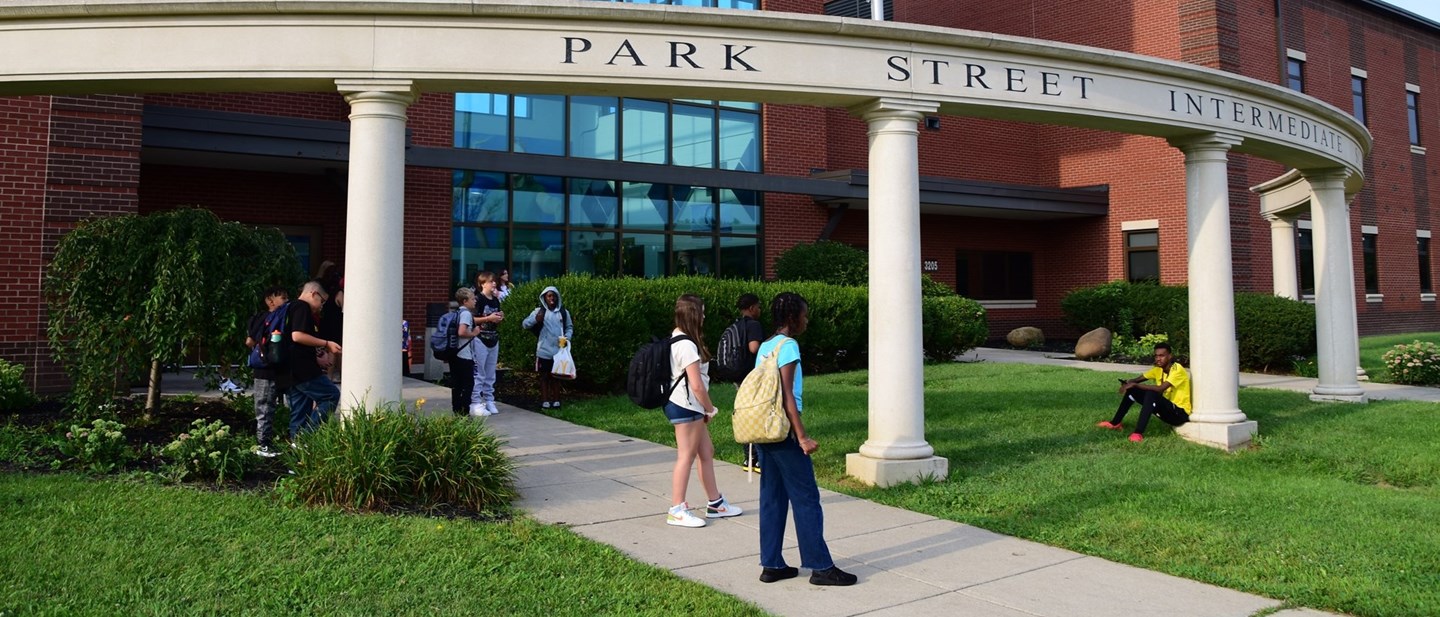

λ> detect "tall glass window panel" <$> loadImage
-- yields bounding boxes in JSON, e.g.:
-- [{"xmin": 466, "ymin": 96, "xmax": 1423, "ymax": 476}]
[
  {"xmin": 512, "ymin": 228, "xmax": 565, "ymax": 283},
  {"xmin": 719, "ymin": 235, "xmax": 759, "ymax": 279},
  {"xmin": 1363, "ymin": 232, "xmax": 1379, "ymax": 294},
  {"xmin": 672, "ymin": 104, "xmax": 716, "ymax": 168},
  {"xmin": 514, "ymin": 94, "xmax": 565, "ymax": 156},
  {"xmin": 719, "ymin": 110, "xmax": 760, "ymax": 172},
  {"xmin": 620, "ymin": 233, "xmax": 667, "ymax": 278},
  {"xmin": 622, "ymin": 99, "xmax": 668, "ymax": 164},
  {"xmin": 570, "ymin": 96, "xmax": 619, "ymax": 160},
  {"xmin": 1420, "ymin": 236, "xmax": 1432, "ymax": 294},
  {"xmin": 453, "ymin": 227, "xmax": 508, "ymax": 290},
  {"xmin": 718, "ymin": 188, "xmax": 760, "ymax": 235},
  {"xmin": 1352, "ymin": 76, "xmax": 1366, "ymax": 126},
  {"xmin": 569, "ymin": 178, "xmax": 618, "ymax": 228},
  {"xmin": 569, "ymin": 231, "xmax": 620, "ymax": 277},
  {"xmin": 453, "ymin": 170, "xmax": 508, "ymax": 223},
  {"xmin": 1297, "ymin": 227, "xmax": 1315, "ymax": 295},
  {"xmin": 720, "ymin": 100, "xmax": 760, "ymax": 110},
  {"xmin": 1125, "ymin": 231, "xmax": 1160, "ymax": 283},
  {"xmin": 672, "ymin": 234, "xmax": 715, "ymax": 275},
  {"xmin": 622, "ymin": 181, "xmax": 669, "ymax": 231},
  {"xmin": 513, "ymin": 174, "xmax": 565, "ymax": 225},
  {"xmin": 672, "ymin": 185, "xmax": 716, "ymax": 232},
  {"xmin": 454, "ymin": 93, "xmax": 508, "ymax": 151},
  {"xmin": 1408, "ymin": 92, "xmax": 1421, "ymax": 146}
]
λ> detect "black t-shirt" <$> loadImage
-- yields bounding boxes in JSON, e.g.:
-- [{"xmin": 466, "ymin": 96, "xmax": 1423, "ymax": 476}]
[
  {"xmin": 741, "ymin": 316, "xmax": 765, "ymax": 366},
  {"xmin": 287, "ymin": 300, "xmax": 324, "ymax": 383},
  {"xmin": 476, "ymin": 294, "xmax": 502, "ymax": 348}
]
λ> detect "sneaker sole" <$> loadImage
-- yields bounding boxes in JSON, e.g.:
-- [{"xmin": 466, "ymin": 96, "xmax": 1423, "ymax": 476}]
[
  {"xmin": 706, "ymin": 508, "xmax": 742, "ymax": 519},
  {"xmin": 666, "ymin": 517, "xmax": 705, "ymax": 528}
]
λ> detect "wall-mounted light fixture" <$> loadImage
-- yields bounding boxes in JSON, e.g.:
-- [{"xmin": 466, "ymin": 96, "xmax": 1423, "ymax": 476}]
[{"xmin": 924, "ymin": 116, "xmax": 941, "ymax": 130}]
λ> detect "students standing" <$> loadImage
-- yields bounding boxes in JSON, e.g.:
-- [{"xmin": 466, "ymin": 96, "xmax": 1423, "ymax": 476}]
[
  {"xmin": 450, "ymin": 288, "xmax": 478, "ymax": 416},
  {"xmin": 663, "ymin": 294, "xmax": 742, "ymax": 528},
  {"xmin": 522, "ymin": 286, "xmax": 573, "ymax": 409},
  {"xmin": 470, "ymin": 271, "xmax": 504, "ymax": 417}
]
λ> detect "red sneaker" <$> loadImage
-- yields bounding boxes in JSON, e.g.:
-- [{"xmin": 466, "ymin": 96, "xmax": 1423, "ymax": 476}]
[
  {"xmin": 1128, "ymin": 433, "xmax": 1144, "ymax": 443},
  {"xmin": 1096, "ymin": 421, "xmax": 1123, "ymax": 430}
]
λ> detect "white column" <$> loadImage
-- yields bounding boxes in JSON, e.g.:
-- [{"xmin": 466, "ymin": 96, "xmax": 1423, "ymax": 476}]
[
  {"xmin": 845, "ymin": 98, "xmax": 947, "ymax": 487},
  {"xmin": 1266, "ymin": 213, "xmax": 1300, "ymax": 300},
  {"xmin": 1168, "ymin": 134, "xmax": 1257, "ymax": 451},
  {"xmin": 336, "ymin": 80, "xmax": 416, "ymax": 414},
  {"xmin": 1305, "ymin": 169, "xmax": 1367, "ymax": 402}
]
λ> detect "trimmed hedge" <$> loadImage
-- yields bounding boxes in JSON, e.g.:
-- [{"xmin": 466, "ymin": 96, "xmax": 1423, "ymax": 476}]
[
  {"xmin": 1061, "ymin": 281, "xmax": 1316, "ymax": 372},
  {"xmin": 773, "ymin": 240, "xmax": 868, "ymax": 285},
  {"xmin": 496, "ymin": 276, "xmax": 987, "ymax": 391}
]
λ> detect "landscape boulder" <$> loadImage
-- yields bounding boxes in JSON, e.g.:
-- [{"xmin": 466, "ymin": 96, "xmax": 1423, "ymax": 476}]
[
  {"xmin": 1075, "ymin": 327, "xmax": 1113, "ymax": 359},
  {"xmin": 1006, "ymin": 326, "xmax": 1045, "ymax": 348}
]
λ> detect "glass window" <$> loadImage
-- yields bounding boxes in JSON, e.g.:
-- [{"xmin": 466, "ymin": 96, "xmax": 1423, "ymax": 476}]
[
  {"xmin": 672, "ymin": 185, "xmax": 715, "ymax": 232},
  {"xmin": 455, "ymin": 93, "xmax": 508, "ymax": 151},
  {"xmin": 621, "ymin": 233, "xmax": 667, "ymax": 278},
  {"xmin": 718, "ymin": 188, "xmax": 760, "ymax": 235},
  {"xmin": 719, "ymin": 235, "xmax": 759, "ymax": 278},
  {"xmin": 453, "ymin": 227, "xmax": 508, "ymax": 290},
  {"xmin": 1363, "ymin": 232, "xmax": 1379, "ymax": 294},
  {"xmin": 719, "ymin": 110, "xmax": 760, "ymax": 172},
  {"xmin": 569, "ymin": 230, "xmax": 620, "ymax": 277},
  {"xmin": 1297, "ymin": 227, "xmax": 1314, "ymax": 295},
  {"xmin": 1420, "ymin": 236, "xmax": 1432, "ymax": 294},
  {"xmin": 1408, "ymin": 92, "xmax": 1421, "ymax": 146},
  {"xmin": 622, "ymin": 181, "xmax": 669, "ymax": 231},
  {"xmin": 1287, "ymin": 58, "xmax": 1304, "ymax": 92},
  {"xmin": 570, "ymin": 96, "xmax": 619, "ymax": 160},
  {"xmin": 512, "ymin": 228, "xmax": 565, "ymax": 283},
  {"xmin": 672, "ymin": 104, "xmax": 716, "ymax": 168},
  {"xmin": 720, "ymin": 100, "xmax": 760, "ymax": 110},
  {"xmin": 513, "ymin": 175, "xmax": 565, "ymax": 225},
  {"xmin": 569, "ymin": 178, "xmax": 618, "ymax": 228},
  {"xmin": 672, "ymin": 234, "xmax": 715, "ymax": 275},
  {"xmin": 1352, "ymin": 76, "xmax": 1366, "ymax": 126},
  {"xmin": 623, "ymin": 99, "xmax": 668, "ymax": 164},
  {"xmin": 956, "ymin": 250, "xmax": 1033, "ymax": 300},
  {"xmin": 514, "ymin": 94, "xmax": 566, "ymax": 156},
  {"xmin": 453, "ymin": 171, "xmax": 508, "ymax": 223},
  {"xmin": 1126, "ymin": 230, "xmax": 1160, "ymax": 283}
]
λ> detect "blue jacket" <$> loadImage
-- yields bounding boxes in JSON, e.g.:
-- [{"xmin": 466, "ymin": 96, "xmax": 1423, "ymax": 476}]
[{"xmin": 522, "ymin": 285, "xmax": 574, "ymax": 360}]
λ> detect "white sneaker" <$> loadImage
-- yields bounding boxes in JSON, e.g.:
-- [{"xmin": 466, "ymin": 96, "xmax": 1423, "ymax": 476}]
[
  {"xmin": 469, "ymin": 403, "xmax": 491, "ymax": 417},
  {"xmin": 541, "ymin": 401, "xmax": 552, "ymax": 409},
  {"xmin": 485, "ymin": 401, "xmax": 499, "ymax": 415},
  {"xmin": 666, "ymin": 503, "xmax": 706, "ymax": 528},
  {"xmin": 706, "ymin": 496, "xmax": 743, "ymax": 518},
  {"xmin": 219, "ymin": 379, "xmax": 244, "ymax": 394}
]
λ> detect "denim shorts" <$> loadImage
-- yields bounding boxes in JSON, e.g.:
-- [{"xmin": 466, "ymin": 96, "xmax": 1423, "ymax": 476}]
[{"xmin": 663, "ymin": 401, "xmax": 705, "ymax": 425}]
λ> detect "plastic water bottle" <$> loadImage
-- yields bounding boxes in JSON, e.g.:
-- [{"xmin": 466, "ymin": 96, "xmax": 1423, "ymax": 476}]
[{"xmin": 270, "ymin": 329, "xmax": 281, "ymax": 343}]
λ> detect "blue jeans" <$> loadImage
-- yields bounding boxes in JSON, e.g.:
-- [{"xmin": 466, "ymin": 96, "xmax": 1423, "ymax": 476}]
[
  {"xmin": 287, "ymin": 375, "xmax": 339, "ymax": 439},
  {"xmin": 757, "ymin": 434, "xmax": 834, "ymax": 571}
]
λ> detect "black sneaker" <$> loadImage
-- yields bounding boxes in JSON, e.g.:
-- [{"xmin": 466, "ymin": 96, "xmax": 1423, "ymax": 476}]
[
  {"xmin": 809, "ymin": 566, "xmax": 858, "ymax": 586},
  {"xmin": 759, "ymin": 566, "xmax": 798, "ymax": 583}
]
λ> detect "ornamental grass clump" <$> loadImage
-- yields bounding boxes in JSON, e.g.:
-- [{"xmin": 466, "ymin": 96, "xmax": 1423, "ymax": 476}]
[
  {"xmin": 159, "ymin": 419, "xmax": 258, "ymax": 484},
  {"xmin": 1381, "ymin": 340, "xmax": 1440, "ymax": 385},
  {"xmin": 56, "ymin": 419, "xmax": 135, "ymax": 474},
  {"xmin": 286, "ymin": 403, "xmax": 516, "ymax": 514}
]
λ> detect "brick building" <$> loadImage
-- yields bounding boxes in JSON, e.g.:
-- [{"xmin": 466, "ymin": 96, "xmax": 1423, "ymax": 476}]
[{"xmin": 2, "ymin": 0, "xmax": 1436, "ymax": 394}]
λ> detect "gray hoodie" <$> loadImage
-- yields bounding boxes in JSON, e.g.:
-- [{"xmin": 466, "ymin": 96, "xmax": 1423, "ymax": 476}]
[{"xmin": 522, "ymin": 285, "xmax": 574, "ymax": 360}]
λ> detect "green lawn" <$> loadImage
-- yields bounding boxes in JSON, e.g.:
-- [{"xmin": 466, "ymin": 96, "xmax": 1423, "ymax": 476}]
[
  {"xmin": 543, "ymin": 361, "xmax": 1440, "ymax": 617},
  {"xmin": 1359, "ymin": 331, "xmax": 1440, "ymax": 382},
  {"xmin": 0, "ymin": 474, "xmax": 769, "ymax": 617}
]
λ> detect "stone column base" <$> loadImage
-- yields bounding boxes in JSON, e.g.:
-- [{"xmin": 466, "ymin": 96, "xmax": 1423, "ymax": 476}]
[
  {"xmin": 1310, "ymin": 391, "xmax": 1369, "ymax": 403},
  {"xmin": 1175, "ymin": 421, "xmax": 1258, "ymax": 452},
  {"xmin": 845, "ymin": 453, "xmax": 948, "ymax": 488}
]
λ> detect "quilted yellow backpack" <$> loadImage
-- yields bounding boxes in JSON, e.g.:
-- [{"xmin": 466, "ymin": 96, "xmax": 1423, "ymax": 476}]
[{"xmin": 731, "ymin": 336, "xmax": 791, "ymax": 444}]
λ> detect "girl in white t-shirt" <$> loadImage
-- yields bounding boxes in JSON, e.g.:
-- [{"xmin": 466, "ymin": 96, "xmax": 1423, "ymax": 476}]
[{"xmin": 663, "ymin": 294, "xmax": 743, "ymax": 528}]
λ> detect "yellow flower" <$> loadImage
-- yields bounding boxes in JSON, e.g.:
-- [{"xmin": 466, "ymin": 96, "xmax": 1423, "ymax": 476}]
[{"xmin": 416, "ymin": 398, "xmax": 427, "ymax": 409}]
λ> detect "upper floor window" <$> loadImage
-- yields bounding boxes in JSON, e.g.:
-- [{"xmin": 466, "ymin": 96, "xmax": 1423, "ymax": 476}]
[
  {"xmin": 1407, "ymin": 89, "xmax": 1422, "ymax": 146},
  {"xmin": 1352, "ymin": 74, "xmax": 1367, "ymax": 125},
  {"xmin": 1363, "ymin": 228, "xmax": 1379, "ymax": 295},
  {"xmin": 1286, "ymin": 51, "xmax": 1305, "ymax": 92},
  {"xmin": 1419, "ymin": 232, "xmax": 1433, "ymax": 295}
]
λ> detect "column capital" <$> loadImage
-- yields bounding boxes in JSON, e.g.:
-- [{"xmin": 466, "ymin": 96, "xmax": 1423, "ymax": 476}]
[
  {"xmin": 1299, "ymin": 167, "xmax": 1352, "ymax": 191},
  {"xmin": 1168, "ymin": 132, "xmax": 1245, "ymax": 154},
  {"xmin": 1262, "ymin": 212, "xmax": 1299, "ymax": 225},
  {"xmin": 336, "ymin": 79, "xmax": 417, "ymax": 104},
  {"xmin": 850, "ymin": 97, "xmax": 940, "ymax": 121}
]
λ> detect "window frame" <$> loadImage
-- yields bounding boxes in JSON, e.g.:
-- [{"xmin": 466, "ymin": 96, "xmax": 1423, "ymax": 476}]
[{"xmin": 1124, "ymin": 229, "xmax": 1160, "ymax": 283}]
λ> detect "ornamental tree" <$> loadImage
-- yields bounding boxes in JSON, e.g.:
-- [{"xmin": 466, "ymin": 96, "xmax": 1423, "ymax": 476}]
[{"xmin": 46, "ymin": 208, "xmax": 303, "ymax": 413}]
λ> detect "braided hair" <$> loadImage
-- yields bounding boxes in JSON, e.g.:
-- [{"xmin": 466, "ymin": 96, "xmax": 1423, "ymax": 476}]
[{"xmin": 770, "ymin": 292, "xmax": 808, "ymax": 334}]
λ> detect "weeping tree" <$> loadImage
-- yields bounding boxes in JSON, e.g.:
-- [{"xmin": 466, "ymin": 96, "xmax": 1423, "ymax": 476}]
[{"xmin": 46, "ymin": 208, "xmax": 303, "ymax": 414}]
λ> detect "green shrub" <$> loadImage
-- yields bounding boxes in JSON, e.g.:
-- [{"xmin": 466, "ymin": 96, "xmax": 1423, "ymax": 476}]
[
  {"xmin": 773, "ymin": 241, "xmax": 868, "ymax": 285},
  {"xmin": 1233, "ymin": 292, "xmax": 1317, "ymax": 372},
  {"xmin": 920, "ymin": 274, "xmax": 957, "ymax": 298},
  {"xmin": 158, "ymin": 419, "xmax": 257, "ymax": 484},
  {"xmin": 0, "ymin": 423, "xmax": 50, "ymax": 469},
  {"xmin": 497, "ymin": 276, "xmax": 987, "ymax": 388},
  {"xmin": 1381, "ymin": 341, "xmax": 1440, "ymax": 385},
  {"xmin": 286, "ymin": 404, "xmax": 515, "ymax": 513},
  {"xmin": 0, "ymin": 359, "xmax": 37, "ymax": 412},
  {"xmin": 1111, "ymin": 333, "xmax": 1170, "ymax": 364},
  {"xmin": 55, "ymin": 419, "xmax": 135, "ymax": 474},
  {"xmin": 1060, "ymin": 281, "xmax": 1134, "ymax": 335}
]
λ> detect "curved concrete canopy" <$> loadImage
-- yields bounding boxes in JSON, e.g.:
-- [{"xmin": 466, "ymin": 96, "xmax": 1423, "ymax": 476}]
[{"xmin": 1, "ymin": 0, "xmax": 1369, "ymax": 186}]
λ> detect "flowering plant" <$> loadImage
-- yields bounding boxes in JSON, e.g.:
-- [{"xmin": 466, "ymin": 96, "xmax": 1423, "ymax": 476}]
[
  {"xmin": 56, "ymin": 418, "xmax": 135, "ymax": 474},
  {"xmin": 159, "ymin": 419, "xmax": 257, "ymax": 484},
  {"xmin": 1382, "ymin": 341, "xmax": 1440, "ymax": 386}
]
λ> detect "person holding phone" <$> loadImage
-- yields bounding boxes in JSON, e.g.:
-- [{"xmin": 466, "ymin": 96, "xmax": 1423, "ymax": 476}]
[{"xmin": 1098, "ymin": 342, "xmax": 1192, "ymax": 442}]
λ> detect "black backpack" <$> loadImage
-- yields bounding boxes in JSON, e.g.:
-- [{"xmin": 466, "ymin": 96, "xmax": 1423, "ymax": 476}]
[
  {"xmin": 627, "ymin": 334, "xmax": 692, "ymax": 409},
  {"xmin": 712, "ymin": 317, "xmax": 750, "ymax": 383}
]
